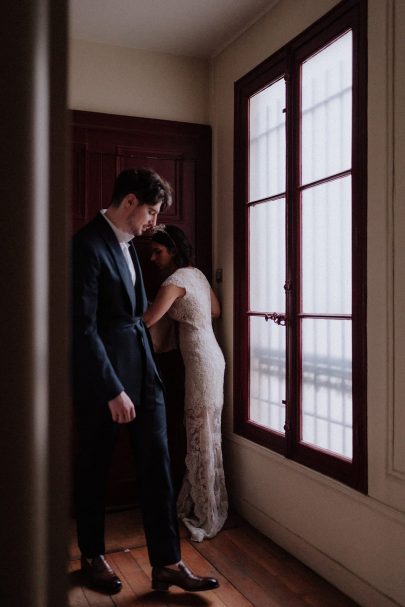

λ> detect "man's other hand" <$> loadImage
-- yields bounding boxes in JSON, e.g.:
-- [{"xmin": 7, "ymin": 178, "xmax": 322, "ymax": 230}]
[{"xmin": 108, "ymin": 391, "xmax": 136, "ymax": 423}]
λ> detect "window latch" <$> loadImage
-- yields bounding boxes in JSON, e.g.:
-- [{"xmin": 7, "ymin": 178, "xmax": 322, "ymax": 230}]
[{"xmin": 264, "ymin": 312, "xmax": 286, "ymax": 326}]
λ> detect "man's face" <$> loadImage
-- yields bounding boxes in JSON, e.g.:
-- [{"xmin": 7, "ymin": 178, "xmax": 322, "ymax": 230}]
[{"xmin": 126, "ymin": 197, "xmax": 161, "ymax": 236}]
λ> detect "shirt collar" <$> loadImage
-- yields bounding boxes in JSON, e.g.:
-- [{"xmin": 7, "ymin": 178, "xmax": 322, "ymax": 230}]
[{"xmin": 100, "ymin": 209, "xmax": 133, "ymax": 244}]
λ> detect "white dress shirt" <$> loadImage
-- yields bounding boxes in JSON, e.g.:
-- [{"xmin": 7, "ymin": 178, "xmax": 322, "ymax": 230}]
[{"xmin": 100, "ymin": 210, "xmax": 136, "ymax": 285}]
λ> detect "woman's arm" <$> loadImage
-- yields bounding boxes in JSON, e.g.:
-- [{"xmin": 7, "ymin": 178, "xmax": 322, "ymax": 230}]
[
  {"xmin": 210, "ymin": 287, "xmax": 221, "ymax": 319},
  {"xmin": 143, "ymin": 284, "xmax": 185, "ymax": 327}
]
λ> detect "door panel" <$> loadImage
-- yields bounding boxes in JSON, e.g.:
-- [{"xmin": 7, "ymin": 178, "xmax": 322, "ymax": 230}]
[{"xmin": 71, "ymin": 110, "xmax": 211, "ymax": 508}]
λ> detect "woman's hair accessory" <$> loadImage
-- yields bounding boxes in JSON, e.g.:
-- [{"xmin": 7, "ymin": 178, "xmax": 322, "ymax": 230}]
[
  {"xmin": 152, "ymin": 224, "xmax": 167, "ymax": 234},
  {"xmin": 152, "ymin": 224, "xmax": 177, "ymax": 249}
]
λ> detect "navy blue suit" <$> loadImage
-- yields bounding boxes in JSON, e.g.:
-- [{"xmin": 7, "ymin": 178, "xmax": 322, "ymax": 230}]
[{"xmin": 72, "ymin": 212, "xmax": 180, "ymax": 566}]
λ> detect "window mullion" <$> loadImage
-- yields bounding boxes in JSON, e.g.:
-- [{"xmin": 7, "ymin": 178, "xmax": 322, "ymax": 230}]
[{"xmin": 285, "ymin": 56, "xmax": 300, "ymax": 458}]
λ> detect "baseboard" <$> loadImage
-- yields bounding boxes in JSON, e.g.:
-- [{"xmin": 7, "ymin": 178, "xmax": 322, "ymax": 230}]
[{"xmin": 232, "ymin": 496, "xmax": 403, "ymax": 607}]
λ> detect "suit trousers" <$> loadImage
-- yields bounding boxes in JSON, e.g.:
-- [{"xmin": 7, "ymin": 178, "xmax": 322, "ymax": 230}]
[{"xmin": 74, "ymin": 387, "xmax": 181, "ymax": 567}]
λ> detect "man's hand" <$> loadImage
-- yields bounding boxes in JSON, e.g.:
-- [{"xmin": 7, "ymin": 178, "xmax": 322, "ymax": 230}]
[{"xmin": 108, "ymin": 391, "xmax": 136, "ymax": 423}]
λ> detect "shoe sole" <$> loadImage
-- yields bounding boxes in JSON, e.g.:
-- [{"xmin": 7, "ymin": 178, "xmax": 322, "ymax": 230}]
[{"xmin": 151, "ymin": 580, "xmax": 219, "ymax": 592}]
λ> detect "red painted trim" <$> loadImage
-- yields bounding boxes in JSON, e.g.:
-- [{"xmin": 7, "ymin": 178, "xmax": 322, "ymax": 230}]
[
  {"xmin": 299, "ymin": 170, "xmax": 352, "ymax": 192},
  {"xmin": 234, "ymin": 0, "xmax": 367, "ymax": 492},
  {"xmin": 248, "ymin": 192, "xmax": 286, "ymax": 206}
]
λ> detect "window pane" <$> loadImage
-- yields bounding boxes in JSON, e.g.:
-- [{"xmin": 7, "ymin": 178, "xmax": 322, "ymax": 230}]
[
  {"xmin": 249, "ymin": 316, "xmax": 286, "ymax": 433},
  {"xmin": 249, "ymin": 199, "xmax": 285, "ymax": 312},
  {"xmin": 301, "ymin": 319, "xmax": 352, "ymax": 459},
  {"xmin": 301, "ymin": 31, "xmax": 352, "ymax": 185},
  {"xmin": 249, "ymin": 78, "xmax": 286, "ymax": 201},
  {"xmin": 302, "ymin": 176, "xmax": 351, "ymax": 314}
]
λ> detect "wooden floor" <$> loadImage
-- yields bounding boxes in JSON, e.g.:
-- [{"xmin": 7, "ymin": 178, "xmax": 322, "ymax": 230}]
[{"xmin": 68, "ymin": 509, "xmax": 359, "ymax": 607}]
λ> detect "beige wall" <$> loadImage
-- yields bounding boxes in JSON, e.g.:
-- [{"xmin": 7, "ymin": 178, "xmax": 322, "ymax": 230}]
[
  {"xmin": 211, "ymin": 1, "xmax": 405, "ymax": 606},
  {"xmin": 69, "ymin": 39, "xmax": 210, "ymax": 124}
]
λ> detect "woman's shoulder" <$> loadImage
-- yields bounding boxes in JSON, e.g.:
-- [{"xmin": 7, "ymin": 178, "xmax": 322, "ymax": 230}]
[
  {"xmin": 162, "ymin": 267, "xmax": 189, "ymax": 287},
  {"xmin": 162, "ymin": 267, "xmax": 202, "ymax": 289}
]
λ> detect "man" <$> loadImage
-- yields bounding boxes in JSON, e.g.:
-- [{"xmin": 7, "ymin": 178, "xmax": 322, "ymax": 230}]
[{"xmin": 72, "ymin": 168, "xmax": 219, "ymax": 594}]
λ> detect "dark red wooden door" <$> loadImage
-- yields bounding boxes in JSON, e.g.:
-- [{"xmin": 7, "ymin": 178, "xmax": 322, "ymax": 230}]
[{"xmin": 71, "ymin": 110, "xmax": 212, "ymax": 507}]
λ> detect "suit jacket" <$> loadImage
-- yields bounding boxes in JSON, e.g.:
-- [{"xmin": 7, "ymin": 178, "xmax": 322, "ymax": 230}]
[{"xmin": 72, "ymin": 212, "xmax": 162, "ymax": 410}]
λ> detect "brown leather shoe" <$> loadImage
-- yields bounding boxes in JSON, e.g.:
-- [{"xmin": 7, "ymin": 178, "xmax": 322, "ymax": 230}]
[
  {"xmin": 81, "ymin": 555, "xmax": 122, "ymax": 594},
  {"xmin": 152, "ymin": 561, "xmax": 219, "ymax": 592}
]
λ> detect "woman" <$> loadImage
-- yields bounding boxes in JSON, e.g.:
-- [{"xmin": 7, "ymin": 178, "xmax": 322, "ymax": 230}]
[{"xmin": 143, "ymin": 224, "xmax": 228, "ymax": 542}]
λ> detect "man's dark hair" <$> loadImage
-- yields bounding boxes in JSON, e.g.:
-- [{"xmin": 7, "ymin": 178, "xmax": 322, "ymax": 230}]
[
  {"xmin": 111, "ymin": 168, "xmax": 173, "ymax": 211},
  {"xmin": 152, "ymin": 224, "xmax": 193, "ymax": 268}
]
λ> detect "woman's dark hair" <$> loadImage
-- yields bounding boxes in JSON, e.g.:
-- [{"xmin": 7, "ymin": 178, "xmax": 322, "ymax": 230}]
[
  {"xmin": 111, "ymin": 167, "xmax": 173, "ymax": 211},
  {"xmin": 152, "ymin": 224, "xmax": 193, "ymax": 268}
]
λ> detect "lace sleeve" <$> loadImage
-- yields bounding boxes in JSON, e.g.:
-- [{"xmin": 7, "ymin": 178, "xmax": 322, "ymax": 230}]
[{"xmin": 162, "ymin": 269, "xmax": 186, "ymax": 290}]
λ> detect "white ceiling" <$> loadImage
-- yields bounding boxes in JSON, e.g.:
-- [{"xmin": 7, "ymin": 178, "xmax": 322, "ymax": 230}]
[{"xmin": 69, "ymin": 0, "xmax": 279, "ymax": 58}]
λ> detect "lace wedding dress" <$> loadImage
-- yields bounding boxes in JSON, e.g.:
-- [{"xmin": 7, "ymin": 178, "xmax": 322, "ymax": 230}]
[{"xmin": 162, "ymin": 267, "xmax": 228, "ymax": 542}]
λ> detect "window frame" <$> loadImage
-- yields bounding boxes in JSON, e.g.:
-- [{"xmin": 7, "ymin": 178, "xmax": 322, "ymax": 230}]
[{"xmin": 233, "ymin": 0, "xmax": 367, "ymax": 492}]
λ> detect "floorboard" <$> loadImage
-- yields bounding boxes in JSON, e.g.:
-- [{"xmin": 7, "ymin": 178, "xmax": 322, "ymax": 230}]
[{"xmin": 68, "ymin": 509, "xmax": 359, "ymax": 607}]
